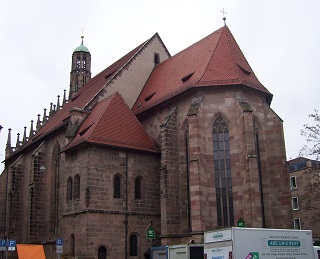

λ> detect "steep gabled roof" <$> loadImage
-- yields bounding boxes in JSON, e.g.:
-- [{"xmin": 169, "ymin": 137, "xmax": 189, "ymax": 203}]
[
  {"xmin": 132, "ymin": 26, "xmax": 272, "ymax": 114},
  {"xmin": 63, "ymin": 92, "xmax": 158, "ymax": 153},
  {"xmin": 6, "ymin": 35, "xmax": 162, "ymax": 159},
  {"xmin": 32, "ymin": 38, "xmax": 153, "ymax": 142}
]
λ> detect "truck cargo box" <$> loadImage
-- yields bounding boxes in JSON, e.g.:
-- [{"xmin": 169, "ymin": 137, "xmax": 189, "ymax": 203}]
[
  {"xmin": 151, "ymin": 244, "xmax": 203, "ymax": 259},
  {"xmin": 204, "ymin": 227, "xmax": 314, "ymax": 259}
]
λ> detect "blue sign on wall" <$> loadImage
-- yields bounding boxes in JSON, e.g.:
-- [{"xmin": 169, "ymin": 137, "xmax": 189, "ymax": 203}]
[{"xmin": 56, "ymin": 238, "xmax": 64, "ymax": 246}]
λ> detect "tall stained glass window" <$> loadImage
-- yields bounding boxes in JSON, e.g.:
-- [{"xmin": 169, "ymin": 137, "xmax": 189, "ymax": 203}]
[{"xmin": 213, "ymin": 116, "xmax": 234, "ymax": 227}]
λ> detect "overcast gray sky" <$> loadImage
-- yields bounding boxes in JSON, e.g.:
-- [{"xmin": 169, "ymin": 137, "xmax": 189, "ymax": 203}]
[{"xmin": 1, "ymin": 0, "xmax": 319, "ymax": 171}]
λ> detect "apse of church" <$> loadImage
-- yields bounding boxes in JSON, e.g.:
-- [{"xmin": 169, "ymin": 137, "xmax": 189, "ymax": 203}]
[{"xmin": 0, "ymin": 25, "xmax": 292, "ymax": 259}]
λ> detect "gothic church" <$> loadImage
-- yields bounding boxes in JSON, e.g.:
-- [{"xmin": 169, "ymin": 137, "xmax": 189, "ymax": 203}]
[{"xmin": 0, "ymin": 25, "xmax": 292, "ymax": 258}]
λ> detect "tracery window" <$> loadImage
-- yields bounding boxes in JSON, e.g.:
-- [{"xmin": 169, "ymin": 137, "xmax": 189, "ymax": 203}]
[{"xmin": 213, "ymin": 116, "xmax": 234, "ymax": 227}]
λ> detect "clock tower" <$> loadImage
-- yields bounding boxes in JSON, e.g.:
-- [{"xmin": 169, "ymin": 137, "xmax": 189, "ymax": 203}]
[{"xmin": 69, "ymin": 35, "xmax": 91, "ymax": 99}]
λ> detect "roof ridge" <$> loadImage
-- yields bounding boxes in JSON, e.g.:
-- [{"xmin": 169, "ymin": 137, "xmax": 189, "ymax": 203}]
[
  {"xmin": 111, "ymin": 92, "xmax": 157, "ymax": 148},
  {"xmin": 83, "ymin": 93, "xmax": 118, "ymax": 142},
  {"xmin": 225, "ymin": 27, "xmax": 265, "ymax": 90},
  {"xmin": 225, "ymin": 26, "xmax": 242, "ymax": 85},
  {"xmin": 64, "ymin": 92, "xmax": 158, "ymax": 152},
  {"xmin": 196, "ymin": 26, "xmax": 226, "ymax": 85}
]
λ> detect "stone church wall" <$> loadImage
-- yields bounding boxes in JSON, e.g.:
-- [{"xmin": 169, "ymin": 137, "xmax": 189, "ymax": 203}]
[
  {"xmin": 138, "ymin": 86, "xmax": 292, "ymax": 245},
  {"xmin": 58, "ymin": 145, "xmax": 161, "ymax": 258}
]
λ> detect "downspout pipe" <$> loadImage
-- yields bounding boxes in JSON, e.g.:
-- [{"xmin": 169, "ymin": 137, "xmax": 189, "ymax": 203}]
[
  {"xmin": 55, "ymin": 150, "xmax": 61, "ymax": 236},
  {"xmin": 125, "ymin": 153, "xmax": 128, "ymax": 259},
  {"xmin": 2, "ymin": 162, "xmax": 8, "ymax": 239},
  {"xmin": 185, "ymin": 131, "xmax": 192, "ymax": 231}
]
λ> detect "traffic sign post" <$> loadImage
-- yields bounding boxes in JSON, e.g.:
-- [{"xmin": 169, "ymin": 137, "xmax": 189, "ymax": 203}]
[
  {"xmin": 0, "ymin": 238, "xmax": 16, "ymax": 259},
  {"xmin": 8, "ymin": 240, "xmax": 16, "ymax": 251},
  {"xmin": 56, "ymin": 238, "xmax": 63, "ymax": 259}
]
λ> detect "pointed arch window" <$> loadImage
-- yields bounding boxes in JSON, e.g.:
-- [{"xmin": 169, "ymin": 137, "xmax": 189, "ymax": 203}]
[
  {"xmin": 213, "ymin": 116, "xmax": 234, "ymax": 227},
  {"xmin": 114, "ymin": 175, "xmax": 121, "ymax": 198},
  {"xmin": 129, "ymin": 234, "xmax": 138, "ymax": 256},
  {"xmin": 82, "ymin": 54, "xmax": 86, "ymax": 69},
  {"xmin": 74, "ymin": 174, "xmax": 80, "ymax": 200},
  {"xmin": 76, "ymin": 55, "xmax": 81, "ymax": 69},
  {"xmin": 98, "ymin": 246, "xmax": 107, "ymax": 259},
  {"xmin": 69, "ymin": 233, "xmax": 75, "ymax": 256},
  {"xmin": 67, "ymin": 177, "xmax": 73, "ymax": 202},
  {"xmin": 135, "ymin": 177, "xmax": 142, "ymax": 200}
]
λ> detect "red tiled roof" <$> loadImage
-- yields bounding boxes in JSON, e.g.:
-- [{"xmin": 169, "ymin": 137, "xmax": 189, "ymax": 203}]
[
  {"xmin": 63, "ymin": 92, "xmax": 158, "ymax": 152},
  {"xmin": 132, "ymin": 26, "xmax": 272, "ymax": 114},
  {"xmin": 5, "ymin": 36, "xmax": 159, "ymax": 159},
  {"xmin": 32, "ymin": 39, "xmax": 151, "ymax": 142}
]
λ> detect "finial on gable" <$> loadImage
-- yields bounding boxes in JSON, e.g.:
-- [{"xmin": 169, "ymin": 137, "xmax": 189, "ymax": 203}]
[
  {"xmin": 5, "ymin": 128, "xmax": 12, "ymax": 157},
  {"xmin": 56, "ymin": 95, "xmax": 61, "ymax": 112},
  {"xmin": 81, "ymin": 28, "xmax": 85, "ymax": 44},
  {"xmin": 43, "ymin": 108, "xmax": 47, "ymax": 123},
  {"xmin": 29, "ymin": 120, "xmax": 35, "ymax": 139},
  {"xmin": 36, "ymin": 114, "xmax": 41, "ymax": 131},
  {"xmin": 220, "ymin": 8, "xmax": 227, "ymax": 26},
  {"xmin": 16, "ymin": 133, "xmax": 21, "ymax": 148},
  {"xmin": 63, "ymin": 89, "xmax": 67, "ymax": 105},
  {"xmin": 22, "ymin": 126, "xmax": 27, "ymax": 144},
  {"xmin": 49, "ymin": 102, "xmax": 54, "ymax": 116}
]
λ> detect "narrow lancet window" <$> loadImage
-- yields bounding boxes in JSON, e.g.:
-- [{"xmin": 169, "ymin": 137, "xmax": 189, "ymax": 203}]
[{"xmin": 213, "ymin": 116, "xmax": 234, "ymax": 227}]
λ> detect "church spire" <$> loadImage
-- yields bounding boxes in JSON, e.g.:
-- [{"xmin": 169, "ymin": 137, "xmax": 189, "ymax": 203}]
[{"xmin": 69, "ymin": 33, "xmax": 91, "ymax": 100}]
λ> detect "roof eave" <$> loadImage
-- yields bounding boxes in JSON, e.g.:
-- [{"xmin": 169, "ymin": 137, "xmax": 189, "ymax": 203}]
[{"xmin": 62, "ymin": 140, "xmax": 160, "ymax": 154}]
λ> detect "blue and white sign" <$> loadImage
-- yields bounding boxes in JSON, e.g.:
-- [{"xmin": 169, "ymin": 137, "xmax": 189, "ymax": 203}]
[
  {"xmin": 56, "ymin": 238, "xmax": 63, "ymax": 246},
  {"xmin": 8, "ymin": 240, "xmax": 16, "ymax": 251},
  {"xmin": 56, "ymin": 238, "xmax": 63, "ymax": 254},
  {"xmin": 0, "ymin": 240, "xmax": 6, "ymax": 251}
]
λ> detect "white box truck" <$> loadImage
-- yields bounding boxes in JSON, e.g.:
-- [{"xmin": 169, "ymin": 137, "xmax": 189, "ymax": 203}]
[
  {"xmin": 204, "ymin": 227, "xmax": 314, "ymax": 259},
  {"xmin": 168, "ymin": 244, "xmax": 203, "ymax": 259},
  {"xmin": 151, "ymin": 244, "xmax": 203, "ymax": 259},
  {"xmin": 151, "ymin": 246, "xmax": 168, "ymax": 259}
]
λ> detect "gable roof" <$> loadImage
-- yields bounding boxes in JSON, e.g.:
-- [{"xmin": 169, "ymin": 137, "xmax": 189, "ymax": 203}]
[
  {"xmin": 63, "ymin": 92, "xmax": 158, "ymax": 153},
  {"xmin": 132, "ymin": 26, "xmax": 272, "ymax": 114},
  {"xmin": 6, "ymin": 35, "xmax": 164, "ymax": 159},
  {"xmin": 32, "ymin": 37, "xmax": 156, "ymax": 143}
]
